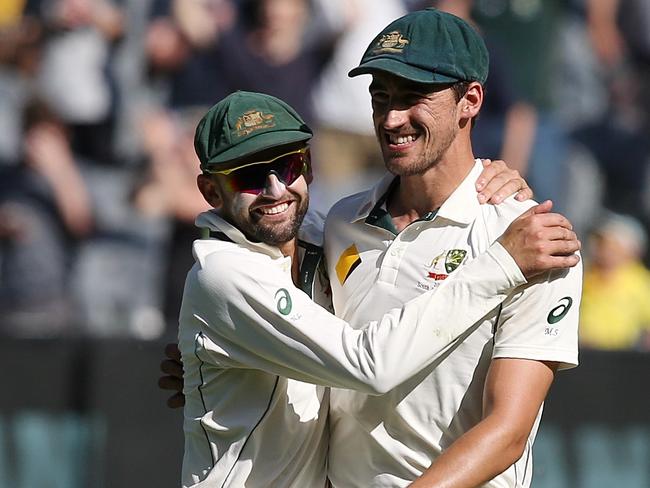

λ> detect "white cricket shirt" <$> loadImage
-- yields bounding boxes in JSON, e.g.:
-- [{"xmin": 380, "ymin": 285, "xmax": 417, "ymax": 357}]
[
  {"xmin": 324, "ymin": 160, "xmax": 582, "ymax": 488},
  {"xmin": 178, "ymin": 203, "xmax": 528, "ymax": 487}
]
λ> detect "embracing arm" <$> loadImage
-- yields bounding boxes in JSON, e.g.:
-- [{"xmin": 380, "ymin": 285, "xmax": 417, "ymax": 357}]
[
  {"xmin": 409, "ymin": 358, "xmax": 557, "ymax": 488},
  {"xmin": 193, "ymin": 200, "xmax": 580, "ymax": 393},
  {"xmin": 188, "ymin": 241, "xmax": 525, "ymax": 395},
  {"xmin": 164, "ymin": 202, "xmax": 578, "ymax": 404},
  {"xmin": 165, "ymin": 243, "xmax": 525, "ymax": 406}
]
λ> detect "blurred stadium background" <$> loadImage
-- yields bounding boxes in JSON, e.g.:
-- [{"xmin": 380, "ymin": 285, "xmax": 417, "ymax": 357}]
[{"xmin": 0, "ymin": 0, "xmax": 649, "ymax": 487}]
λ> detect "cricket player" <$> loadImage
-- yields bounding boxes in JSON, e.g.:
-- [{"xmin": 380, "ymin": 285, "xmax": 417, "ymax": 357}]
[
  {"xmin": 323, "ymin": 9, "xmax": 583, "ymax": 487},
  {"xmin": 174, "ymin": 89, "xmax": 580, "ymax": 487}
]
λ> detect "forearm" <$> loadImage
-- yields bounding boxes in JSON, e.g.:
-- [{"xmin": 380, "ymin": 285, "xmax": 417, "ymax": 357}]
[
  {"xmin": 409, "ymin": 359, "xmax": 557, "ymax": 487},
  {"xmin": 199, "ymin": 242, "xmax": 525, "ymax": 395},
  {"xmin": 409, "ymin": 416, "xmax": 525, "ymax": 488}
]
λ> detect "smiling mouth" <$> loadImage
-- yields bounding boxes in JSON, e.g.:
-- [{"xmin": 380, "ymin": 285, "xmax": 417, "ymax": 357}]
[
  {"xmin": 386, "ymin": 133, "xmax": 419, "ymax": 147},
  {"xmin": 254, "ymin": 201, "xmax": 291, "ymax": 216}
]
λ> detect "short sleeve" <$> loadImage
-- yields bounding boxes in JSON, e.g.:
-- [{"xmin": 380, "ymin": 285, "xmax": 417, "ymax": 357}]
[{"xmin": 493, "ymin": 260, "xmax": 583, "ymax": 370}]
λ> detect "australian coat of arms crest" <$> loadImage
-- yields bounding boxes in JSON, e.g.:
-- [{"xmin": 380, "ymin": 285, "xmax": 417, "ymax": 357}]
[
  {"xmin": 234, "ymin": 110, "xmax": 275, "ymax": 137},
  {"xmin": 372, "ymin": 31, "xmax": 409, "ymax": 54}
]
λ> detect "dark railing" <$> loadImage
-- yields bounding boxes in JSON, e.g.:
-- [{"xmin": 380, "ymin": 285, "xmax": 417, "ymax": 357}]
[{"xmin": 0, "ymin": 339, "xmax": 648, "ymax": 488}]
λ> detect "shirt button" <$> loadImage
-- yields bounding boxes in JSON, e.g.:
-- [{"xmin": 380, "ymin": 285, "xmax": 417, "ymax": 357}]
[{"xmin": 392, "ymin": 246, "xmax": 405, "ymax": 257}]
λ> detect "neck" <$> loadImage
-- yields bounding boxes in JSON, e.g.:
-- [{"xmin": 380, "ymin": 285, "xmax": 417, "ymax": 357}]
[
  {"xmin": 388, "ymin": 141, "xmax": 475, "ymax": 232},
  {"xmin": 277, "ymin": 238, "xmax": 301, "ymax": 285}
]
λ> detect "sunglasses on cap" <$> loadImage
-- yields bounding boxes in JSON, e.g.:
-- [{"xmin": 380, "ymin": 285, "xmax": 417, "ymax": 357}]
[{"xmin": 205, "ymin": 148, "xmax": 311, "ymax": 195}]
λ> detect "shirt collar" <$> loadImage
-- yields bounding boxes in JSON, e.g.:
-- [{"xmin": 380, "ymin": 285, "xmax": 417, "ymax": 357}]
[
  {"xmin": 351, "ymin": 159, "xmax": 483, "ymax": 227},
  {"xmin": 195, "ymin": 210, "xmax": 285, "ymax": 258},
  {"xmin": 435, "ymin": 159, "xmax": 483, "ymax": 225},
  {"xmin": 351, "ymin": 172, "xmax": 398, "ymax": 224}
]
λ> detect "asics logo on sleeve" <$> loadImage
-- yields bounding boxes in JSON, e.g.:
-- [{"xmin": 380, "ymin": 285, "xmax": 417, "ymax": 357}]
[
  {"xmin": 547, "ymin": 297, "xmax": 573, "ymax": 324},
  {"xmin": 275, "ymin": 288, "xmax": 293, "ymax": 315}
]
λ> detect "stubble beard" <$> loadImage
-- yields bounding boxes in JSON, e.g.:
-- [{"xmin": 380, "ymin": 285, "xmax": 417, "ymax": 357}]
[
  {"xmin": 381, "ymin": 106, "xmax": 459, "ymax": 176},
  {"xmin": 241, "ymin": 193, "xmax": 309, "ymax": 246}
]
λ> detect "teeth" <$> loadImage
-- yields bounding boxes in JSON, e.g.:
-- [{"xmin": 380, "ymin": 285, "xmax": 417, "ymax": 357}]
[
  {"xmin": 389, "ymin": 134, "xmax": 417, "ymax": 145},
  {"xmin": 260, "ymin": 202, "xmax": 289, "ymax": 215}
]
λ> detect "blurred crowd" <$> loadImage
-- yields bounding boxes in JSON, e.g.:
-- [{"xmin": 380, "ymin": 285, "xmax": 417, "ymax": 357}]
[{"xmin": 0, "ymin": 0, "xmax": 649, "ymax": 350}]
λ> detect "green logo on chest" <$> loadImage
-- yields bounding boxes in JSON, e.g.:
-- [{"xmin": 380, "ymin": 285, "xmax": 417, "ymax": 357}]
[{"xmin": 445, "ymin": 249, "xmax": 467, "ymax": 273}]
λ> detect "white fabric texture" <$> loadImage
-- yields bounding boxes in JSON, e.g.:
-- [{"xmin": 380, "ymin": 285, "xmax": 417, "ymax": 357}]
[{"xmin": 324, "ymin": 160, "xmax": 581, "ymax": 488}]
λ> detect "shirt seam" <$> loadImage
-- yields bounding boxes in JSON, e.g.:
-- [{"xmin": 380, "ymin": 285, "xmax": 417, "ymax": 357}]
[{"xmin": 221, "ymin": 376, "xmax": 281, "ymax": 487}]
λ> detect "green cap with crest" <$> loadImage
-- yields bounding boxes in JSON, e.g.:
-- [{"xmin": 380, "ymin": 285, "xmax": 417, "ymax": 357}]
[
  {"xmin": 349, "ymin": 8, "xmax": 489, "ymax": 85},
  {"xmin": 194, "ymin": 91, "xmax": 312, "ymax": 172}
]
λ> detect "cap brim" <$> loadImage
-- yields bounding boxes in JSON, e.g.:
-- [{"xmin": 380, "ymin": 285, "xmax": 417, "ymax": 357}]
[
  {"xmin": 348, "ymin": 58, "xmax": 460, "ymax": 84},
  {"xmin": 204, "ymin": 130, "xmax": 312, "ymax": 169}
]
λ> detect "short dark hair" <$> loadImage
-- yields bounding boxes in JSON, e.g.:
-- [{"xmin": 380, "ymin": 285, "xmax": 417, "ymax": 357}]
[{"xmin": 450, "ymin": 81, "xmax": 471, "ymax": 103}]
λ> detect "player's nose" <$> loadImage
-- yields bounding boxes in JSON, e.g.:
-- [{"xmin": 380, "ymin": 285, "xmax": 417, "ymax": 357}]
[
  {"xmin": 383, "ymin": 107, "xmax": 408, "ymax": 130},
  {"xmin": 261, "ymin": 172, "xmax": 286, "ymax": 199}
]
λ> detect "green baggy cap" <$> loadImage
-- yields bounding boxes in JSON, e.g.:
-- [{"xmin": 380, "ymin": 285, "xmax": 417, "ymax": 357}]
[
  {"xmin": 194, "ymin": 91, "xmax": 312, "ymax": 172},
  {"xmin": 349, "ymin": 8, "xmax": 489, "ymax": 85}
]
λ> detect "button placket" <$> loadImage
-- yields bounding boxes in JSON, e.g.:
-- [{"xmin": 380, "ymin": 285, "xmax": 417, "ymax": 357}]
[{"xmin": 378, "ymin": 234, "xmax": 408, "ymax": 285}]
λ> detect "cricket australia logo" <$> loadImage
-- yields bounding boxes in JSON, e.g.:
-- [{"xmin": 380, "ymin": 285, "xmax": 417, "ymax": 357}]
[
  {"xmin": 423, "ymin": 249, "xmax": 467, "ymax": 281},
  {"xmin": 445, "ymin": 249, "xmax": 467, "ymax": 273},
  {"xmin": 372, "ymin": 31, "xmax": 409, "ymax": 54},
  {"xmin": 234, "ymin": 110, "xmax": 275, "ymax": 137}
]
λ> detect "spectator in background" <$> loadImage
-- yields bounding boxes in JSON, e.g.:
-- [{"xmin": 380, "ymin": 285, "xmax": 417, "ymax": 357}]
[
  {"xmin": 133, "ymin": 107, "xmax": 210, "ymax": 331},
  {"xmin": 617, "ymin": 0, "xmax": 650, "ymax": 135},
  {"xmin": 0, "ymin": 0, "xmax": 43, "ymax": 164},
  {"xmin": 145, "ymin": 0, "xmax": 236, "ymax": 109},
  {"xmin": 571, "ymin": 0, "xmax": 650, "ymax": 225},
  {"xmin": 580, "ymin": 213, "xmax": 650, "ymax": 351},
  {"xmin": 147, "ymin": 0, "xmax": 334, "ymax": 123},
  {"xmin": 0, "ymin": 98, "xmax": 93, "ymax": 337},
  {"xmin": 472, "ymin": 0, "xmax": 571, "ymax": 213},
  {"xmin": 35, "ymin": 0, "xmax": 125, "ymax": 165},
  {"xmin": 586, "ymin": 0, "xmax": 650, "ymax": 129},
  {"xmin": 214, "ymin": 0, "xmax": 336, "ymax": 125}
]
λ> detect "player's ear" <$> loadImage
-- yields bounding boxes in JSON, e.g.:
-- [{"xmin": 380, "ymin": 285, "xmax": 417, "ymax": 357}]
[
  {"xmin": 459, "ymin": 81, "xmax": 483, "ymax": 122},
  {"xmin": 197, "ymin": 174, "xmax": 223, "ymax": 209}
]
